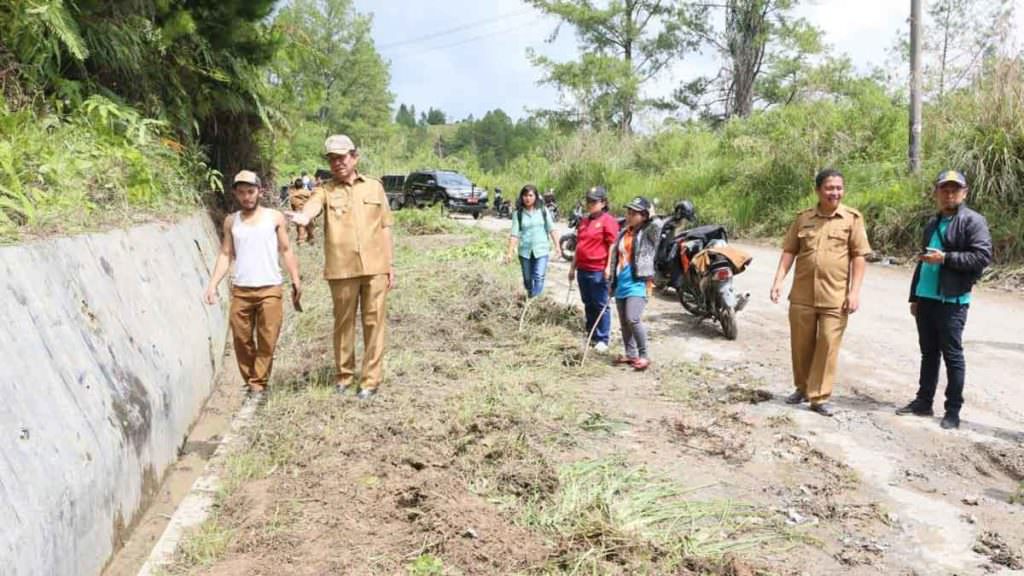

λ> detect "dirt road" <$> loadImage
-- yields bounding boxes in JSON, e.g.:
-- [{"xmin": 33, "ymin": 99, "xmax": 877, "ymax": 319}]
[{"xmin": 472, "ymin": 215, "xmax": 1024, "ymax": 574}]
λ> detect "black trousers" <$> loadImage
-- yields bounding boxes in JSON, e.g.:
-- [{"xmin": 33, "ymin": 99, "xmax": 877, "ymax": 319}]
[{"xmin": 915, "ymin": 299, "xmax": 969, "ymax": 416}]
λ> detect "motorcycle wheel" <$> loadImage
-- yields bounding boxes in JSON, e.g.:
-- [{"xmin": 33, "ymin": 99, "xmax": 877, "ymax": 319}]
[
  {"xmin": 559, "ymin": 234, "xmax": 576, "ymax": 262},
  {"xmin": 719, "ymin": 306, "xmax": 738, "ymax": 340},
  {"xmin": 677, "ymin": 284, "xmax": 702, "ymax": 316}
]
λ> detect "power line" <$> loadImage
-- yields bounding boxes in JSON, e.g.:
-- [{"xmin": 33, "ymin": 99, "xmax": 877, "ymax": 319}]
[
  {"xmin": 376, "ymin": 7, "xmax": 534, "ymax": 51},
  {"xmin": 387, "ymin": 16, "xmax": 542, "ymax": 61}
]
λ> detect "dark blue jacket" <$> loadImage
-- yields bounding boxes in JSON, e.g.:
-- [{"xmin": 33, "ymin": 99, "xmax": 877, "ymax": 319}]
[{"xmin": 909, "ymin": 204, "xmax": 992, "ymax": 302}]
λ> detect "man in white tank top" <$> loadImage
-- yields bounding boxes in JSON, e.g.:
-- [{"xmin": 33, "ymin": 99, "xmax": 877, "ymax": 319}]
[{"xmin": 204, "ymin": 170, "xmax": 302, "ymax": 397}]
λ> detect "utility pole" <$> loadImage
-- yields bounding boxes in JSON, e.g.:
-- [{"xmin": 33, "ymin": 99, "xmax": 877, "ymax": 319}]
[{"xmin": 909, "ymin": 0, "xmax": 923, "ymax": 174}]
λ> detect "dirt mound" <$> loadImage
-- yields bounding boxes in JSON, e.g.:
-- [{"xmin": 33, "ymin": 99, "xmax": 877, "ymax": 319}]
[{"xmin": 978, "ymin": 442, "xmax": 1024, "ymax": 480}]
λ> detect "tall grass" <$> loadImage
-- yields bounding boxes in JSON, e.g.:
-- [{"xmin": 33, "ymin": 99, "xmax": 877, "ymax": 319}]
[
  {"xmin": 368, "ymin": 61, "xmax": 1024, "ymax": 263},
  {"xmin": 0, "ymin": 95, "xmax": 211, "ymax": 239}
]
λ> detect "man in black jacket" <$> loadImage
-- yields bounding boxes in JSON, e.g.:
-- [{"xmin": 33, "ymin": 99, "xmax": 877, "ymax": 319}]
[{"xmin": 897, "ymin": 170, "xmax": 992, "ymax": 429}]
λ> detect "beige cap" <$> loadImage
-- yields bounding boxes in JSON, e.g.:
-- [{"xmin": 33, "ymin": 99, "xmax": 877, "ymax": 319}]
[
  {"xmin": 324, "ymin": 134, "xmax": 356, "ymax": 156},
  {"xmin": 232, "ymin": 170, "xmax": 260, "ymax": 187}
]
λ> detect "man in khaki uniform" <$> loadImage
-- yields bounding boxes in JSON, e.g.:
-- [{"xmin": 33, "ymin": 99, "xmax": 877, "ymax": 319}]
[
  {"xmin": 289, "ymin": 135, "xmax": 396, "ymax": 400},
  {"xmin": 288, "ymin": 178, "xmax": 314, "ymax": 244},
  {"xmin": 770, "ymin": 169, "xmax": 871, "ymax": 416}
]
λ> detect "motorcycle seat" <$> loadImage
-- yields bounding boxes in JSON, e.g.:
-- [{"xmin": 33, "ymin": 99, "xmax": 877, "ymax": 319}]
[{"xmin": 675, "ymin": 224, "xmax": 728, "ymax": 244}]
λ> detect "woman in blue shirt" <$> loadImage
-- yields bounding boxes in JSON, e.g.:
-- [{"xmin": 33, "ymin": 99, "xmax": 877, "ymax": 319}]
[{"xmin": 507, "ymin": 184, "xmax": 561, "ymax": 297}]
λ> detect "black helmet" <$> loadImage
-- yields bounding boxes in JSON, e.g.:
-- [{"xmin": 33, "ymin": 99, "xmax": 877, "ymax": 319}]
[{"xmin": 674, "ymin": 200, "xmax": 695, "ymax": 221}]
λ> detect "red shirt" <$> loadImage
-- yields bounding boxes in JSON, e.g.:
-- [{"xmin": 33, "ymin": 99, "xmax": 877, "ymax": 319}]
[{"xmin": 575, "ymin": 212, "xmax": 620, "ymax": 272}]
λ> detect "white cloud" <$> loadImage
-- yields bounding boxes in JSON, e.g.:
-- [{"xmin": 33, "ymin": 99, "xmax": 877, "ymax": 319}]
[{"xmin": 356, "ymin": 0, "xmax": 1023, "ymax": 122}]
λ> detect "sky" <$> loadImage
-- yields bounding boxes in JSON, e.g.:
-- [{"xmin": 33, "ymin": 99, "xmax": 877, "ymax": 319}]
[{"xmin": 354, "ymin": 0, "xmax": 1023, "ymax": 123}]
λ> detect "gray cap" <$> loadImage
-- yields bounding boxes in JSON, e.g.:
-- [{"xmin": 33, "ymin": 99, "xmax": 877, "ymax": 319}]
[
  {"xmin": 586, "ymin": 186, "xmax": 608, "ymax": 201},
  {"xmin": 232, "ymin": 170, "xmax": 260, "ymax": 187},
  {"xmin": 625, "ymin": 196, "xmax": 652, "ymax": 214},
  {"xmin": 324, "ymin": 134, "xmax": 356, "ymax": 156}
]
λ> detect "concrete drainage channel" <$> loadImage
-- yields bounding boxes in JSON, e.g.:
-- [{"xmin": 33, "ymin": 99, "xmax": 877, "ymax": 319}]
[
  {"xmin": 102, "ymin": 362, "xmax": 251, "ymax": 576},
  {"xmin": 133, "ymin": 390, "xmax": 257, "ymax": 576},
  {"xmin": 0, "ymin": 213, "xmax": 244, "ymax": 576}
]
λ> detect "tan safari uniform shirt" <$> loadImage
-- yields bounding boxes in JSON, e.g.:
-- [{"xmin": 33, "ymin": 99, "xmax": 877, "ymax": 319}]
[
  {"xmin": 306, "ymin": 173, "xmax": 394, "ymax": 279},
  {"xmin": 782, "ymin": 205, "xmax": 872, "ymax": 309}
]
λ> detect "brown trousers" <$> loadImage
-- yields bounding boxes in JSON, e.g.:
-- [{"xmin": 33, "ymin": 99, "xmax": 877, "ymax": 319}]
[
  {"xmin": 229, "ymin": 285, "xmax": 284, "ymax": 392},
  {"xmin": 788, "ymin": 304, "xmax": 848, "ymax": 404},
  {"xmin": 329, "ymin": 274, "xmax": 389, "ymax": 390},
  {"xmin": 290, "ymin": 198, "xmax": 314, "ymax": 243}
]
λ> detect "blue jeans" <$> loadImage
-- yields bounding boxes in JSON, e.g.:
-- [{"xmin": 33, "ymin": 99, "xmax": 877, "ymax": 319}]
[
  {"xmin": 577, "ymin": 270, "xmax": 611, "ymax": 344},
  {"xmin": 519, "ymin": 254, "xmax": 549, "ymax": 298}
]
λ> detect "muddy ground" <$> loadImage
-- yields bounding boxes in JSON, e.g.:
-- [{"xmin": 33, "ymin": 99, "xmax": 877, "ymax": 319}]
[{"xmin": 164, "ymin": 214, "xmax": 1023, "ymax": 576}]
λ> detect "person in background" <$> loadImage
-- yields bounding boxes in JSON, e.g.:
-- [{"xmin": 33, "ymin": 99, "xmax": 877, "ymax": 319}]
[
  {"xmin": 608, "ymin": 197, "xmax": 660, "ymax": 371},
  {"xmin": 288, "ymin": 178, "xmax": 313, "ymax": 244},
  {"xmin": 287, "ymin": 135, "xmax": 396, "ymax": 400},
  {"xmin": 568, "ymin": 186, "xmax": 619, "ymax": 353},
  {"xmin": 301, "ymin": 170, "xmax": 312, "ymax": 191},
  {"xmin": 205, "ymin": 170, "xmax": 302, "ymax": 399},
  {"xmin": 507, "ymin": 184, "xmax": 561, "ymax": 298},
  {"xmin": 770, "ymin": 169, "xmax": 871, "ymax": 417},
  {"xmin": 897, "ymin": 170, "xmax": 992, "ymax": 429}
]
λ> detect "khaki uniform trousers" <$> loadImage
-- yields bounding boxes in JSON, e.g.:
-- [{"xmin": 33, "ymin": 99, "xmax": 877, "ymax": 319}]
[
  {"xmin": 788, "ymin": 304, "xmax": 848, "ymax": 404},
  {"xmin": 229, "ymin": 285, "xmax": 284, "ymax": 392},
  {"xmin": 329, "ymin": 274, "xmax": 389, "ymax": 390}
]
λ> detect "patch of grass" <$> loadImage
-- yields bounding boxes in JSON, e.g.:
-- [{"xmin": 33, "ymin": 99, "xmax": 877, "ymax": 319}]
[
  {"xmin": 407, "ymin": 554, "xmax": 445, "ymax": 575},
  {"xmin": 173, "ymin": 516, "xmax": 233, "ymax": 569},
  {"xmin": 523, "ymin": 457, "xmax": 783, "ymax": 573},
  {"xmin": 393, "ymin": 208, "xmax": 458, "ymax": 235},
  {"xmin": 1011, "ymin": 482, "xmax": 1024, "ymax": 505}
]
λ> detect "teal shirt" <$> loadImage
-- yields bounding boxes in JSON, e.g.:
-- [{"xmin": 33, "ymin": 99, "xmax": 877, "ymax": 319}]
[
  {"xmin": 614, "ymin": 264, "xmax": 648, "ymax": 299},
  {"xmin": 916, "ymin": 217, "xmax": 971, "ymax": 304},
  {"xmin": 511, "ymin": 207, "xmax": 552, "ymax": 258}
]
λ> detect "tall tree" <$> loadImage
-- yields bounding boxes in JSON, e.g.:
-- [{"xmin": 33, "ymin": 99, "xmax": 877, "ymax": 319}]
[
  {"xmin": 527, "ymin": 0, "xmax": 700, "ymax": 132},
  {"xmin": 425, "ymin": 107, "xmax": 447, "ymax": 125},
  {"xmin": 271, "ymin": 0, "xmax": 393, "ymax": 140},
  {"xmin": 395, "ymin": 103, "xmax": 416, "ymax": 128},
  {"xmin": 925, "ymin": 0, "xmax": 1014, "ymax": 98},
  {"xmin": 681, "ymin": 0, "xmax": 821, "ymax": 119}
]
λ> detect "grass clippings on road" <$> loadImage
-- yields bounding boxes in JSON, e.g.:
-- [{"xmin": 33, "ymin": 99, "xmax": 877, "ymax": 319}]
[{"xmin": 166, "ymin": 210, "xmax": 803, "ymax": 575}]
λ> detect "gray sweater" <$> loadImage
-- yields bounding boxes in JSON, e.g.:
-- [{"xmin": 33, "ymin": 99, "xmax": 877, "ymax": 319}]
[{"xmin": 609, "ymin": 219, "xmax": 663, "ymax": 289}]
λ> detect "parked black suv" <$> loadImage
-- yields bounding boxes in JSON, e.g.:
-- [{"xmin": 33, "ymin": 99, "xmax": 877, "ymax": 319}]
[{"xmin": 403, "ymin": 169, "xmax": 488, "ymax": 218}]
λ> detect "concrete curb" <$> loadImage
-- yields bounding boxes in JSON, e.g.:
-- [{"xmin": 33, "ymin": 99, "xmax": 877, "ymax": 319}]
[{"xmin": 136, "ymin": 395, "xmax": 261, "ymax": 576}]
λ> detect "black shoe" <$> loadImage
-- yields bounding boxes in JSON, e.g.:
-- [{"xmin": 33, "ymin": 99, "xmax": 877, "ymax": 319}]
[
  {"xmin": 335, "ymin": 384, "xmax": 357, "ymax": 397},
  {"xmin": 811, "ymin": 402, "xmax": 836, "ymax": 417},
  {"xmin": 940, "ymin": 414, "xmax": 960, "ymax": 429},
  {"xmin": 785, "ymin": 391, "xmax": 807, "ymax": 405},
  {"xmin": 896, "ymin": 401, "xmax": 934, "ymax": 417},
  {"xmin": 357, "ymin": 388, "xmax": 377, "ymax": 401}
]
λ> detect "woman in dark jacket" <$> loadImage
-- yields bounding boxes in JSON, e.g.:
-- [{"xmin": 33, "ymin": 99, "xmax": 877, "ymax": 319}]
[{"xmin": 608, "ymin": 196, "xmax": 661, "ymax": 371}]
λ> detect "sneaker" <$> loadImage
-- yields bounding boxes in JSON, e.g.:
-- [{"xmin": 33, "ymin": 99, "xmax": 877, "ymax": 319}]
[
  {"xmin": 335, "ymin": 383, "xmax": 357, "ymax": 397},
  {"xmin": 810, "ymin": 402, "xmax": 836, "ymax": 417},
  {"xmin": 785, "ymin": 391, "xmax": 807, "ymax": 405},
  {"xmin": 631, "ymin": 358, "xmax": 651, "ymax": 371},
  {"xmin": 940, "ymin": 413, "xmax": 960, "ymax": 429},
  {"xmin": 895, "ymin": 400, "xmax": 934, "ymax": 417},
  {"xmin": 357, "ymin": 388, "xmax": 378, "ymax": 401},
  {"xmin": 594, "ymin": 342, "xmax": 609, "ymax": 354}
]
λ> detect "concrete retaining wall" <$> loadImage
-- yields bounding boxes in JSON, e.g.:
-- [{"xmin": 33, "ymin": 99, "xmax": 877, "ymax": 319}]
[{"xmin": 0, "ymin": 213, "xmax": 227, "ymax": 576}]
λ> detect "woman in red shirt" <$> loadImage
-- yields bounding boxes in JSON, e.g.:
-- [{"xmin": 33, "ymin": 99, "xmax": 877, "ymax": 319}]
[{"xmin": 568, "ymin": 186, "xmax": 620, "ymax": 352}]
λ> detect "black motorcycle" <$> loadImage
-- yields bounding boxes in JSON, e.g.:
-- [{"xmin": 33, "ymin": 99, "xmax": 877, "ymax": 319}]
[
  {"xmin": 543, "ymin": 190, "xmax": 559, "ymax": 221},
  {"xmin": 654, "ymin": 201, "xmax": 751, "ymax": 340},
  {"xmin": 558, "ymin": 201, "xmax": 585, "ymax": 261},
  {"xmin": 492, "ymin": 188, "xmax": 512, "ymax": 218}
]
